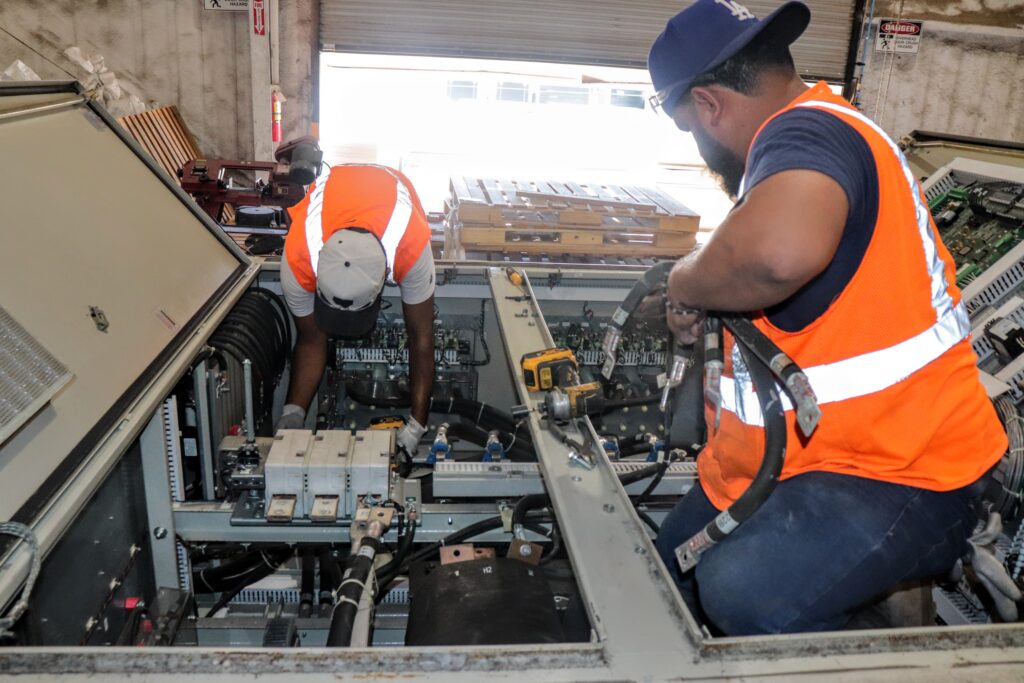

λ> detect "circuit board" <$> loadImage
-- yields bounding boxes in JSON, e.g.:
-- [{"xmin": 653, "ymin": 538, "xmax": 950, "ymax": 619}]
[
  {"xmin": 548, "ymin": 319, "xmax": 669, "ymax": 368},
  {"xmin": 931, "ymin": 182, "xmax": 1024, "ymax": 288}
]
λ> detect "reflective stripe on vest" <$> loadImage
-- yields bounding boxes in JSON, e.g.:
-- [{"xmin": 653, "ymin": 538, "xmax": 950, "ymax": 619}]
[
  {"xmin": 304, "ymin": 167, "xmax": 331, "ymax": 274},
  {"xmin": 303, "ymin": 165, "xmax": 413, "ymax": 280},
  {"xmin": 723, "ymin": 101, "xmax": 970, "ymax": 427}
]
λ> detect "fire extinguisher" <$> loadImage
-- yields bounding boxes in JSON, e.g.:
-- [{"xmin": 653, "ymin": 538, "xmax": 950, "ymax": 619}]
[{"xmin": 271, "ymin": 90, "xmax": 283, "ymax": 143}]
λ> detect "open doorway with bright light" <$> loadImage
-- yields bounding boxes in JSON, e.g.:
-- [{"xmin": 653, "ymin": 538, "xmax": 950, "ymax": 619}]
[{"xmin": 318, "ymin": 53, "xmax": 736, "ymax": 240}]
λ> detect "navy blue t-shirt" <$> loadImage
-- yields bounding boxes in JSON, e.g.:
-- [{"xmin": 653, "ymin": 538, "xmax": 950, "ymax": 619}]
[{"xmin": 741, "ymin": 108, "xmax": 879, "ymax": 332}]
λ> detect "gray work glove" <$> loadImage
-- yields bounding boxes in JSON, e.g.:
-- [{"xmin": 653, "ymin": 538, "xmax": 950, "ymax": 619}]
[
  {"xmin": 396, "ymin": 416, "xmax": 427, "ymax": 456},
  {"xmin": 962, "ymin": 511, "xmax": 1022, "ymax": 622},
  {"xmin": 274, "ymin": 404, "xmax": 306, "ymax": 432}
]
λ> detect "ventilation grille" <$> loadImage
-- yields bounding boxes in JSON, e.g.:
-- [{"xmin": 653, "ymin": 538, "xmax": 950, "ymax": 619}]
[
  {"xmin": 971, "ymin": 298, "xmax": 1024, "ymax": 363},
  {"xmin": 924, "ymin": 172, "xmax": 958, "ymax": 202},
  {"xmin": 234, "ymin": 588, "xmax": 302, "ymax": 605},
  {"xmin": 966, "ymin": 260, "xmax": 1024, "ymax": 315},
  {"xmin": 0, "ymin": 306, "xmax": 72, "ymax": 443}
]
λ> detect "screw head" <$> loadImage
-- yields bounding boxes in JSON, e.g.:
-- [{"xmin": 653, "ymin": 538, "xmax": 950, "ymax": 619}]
[
  {"xmin": 153, "ymin": 527, "xmax": 168, "ymax": 539},
  {"xmin": 571, "ymin": 475, "xmax": 582, "ymax": 482},
  {"xmin": 518, "ymin": 544, "xmax": 533, "ymax": 557}
]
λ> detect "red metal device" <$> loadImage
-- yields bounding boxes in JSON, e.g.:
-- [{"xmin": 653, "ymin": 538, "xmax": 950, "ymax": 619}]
[
  {"xmin": 177, "ymin": 137, "xmax": 322, "ymax": 223},
  {"xmin": 178, "ymin": 159, "xmax": 307, "ymax": 223}
]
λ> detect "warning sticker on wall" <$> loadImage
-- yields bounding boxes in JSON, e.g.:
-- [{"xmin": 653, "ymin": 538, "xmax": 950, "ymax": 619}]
[
  {"xmin": 203, "ymin": 0, "xmax": 248, "ymax": 10},
  {"xmin": 875, "ymin": 19, "xmax": 923, "ymax": 54}
]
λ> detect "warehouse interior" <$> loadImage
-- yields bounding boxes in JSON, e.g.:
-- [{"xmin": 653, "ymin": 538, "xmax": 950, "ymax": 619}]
[{"xmin": 1, "ymin": 1, "xmax": 1024, "ymax": 681}]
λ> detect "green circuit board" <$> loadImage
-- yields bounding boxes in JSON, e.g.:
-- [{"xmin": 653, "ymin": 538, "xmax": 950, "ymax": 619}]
[{"xmin": 930, "ymin": 182, "xmax": 1024, "ymax": 288}]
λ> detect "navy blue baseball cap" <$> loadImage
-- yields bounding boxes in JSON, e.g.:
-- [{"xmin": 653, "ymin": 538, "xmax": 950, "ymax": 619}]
[{"xmin": 648, "ymin": 0, "xmax": 810, "ymax": 115}]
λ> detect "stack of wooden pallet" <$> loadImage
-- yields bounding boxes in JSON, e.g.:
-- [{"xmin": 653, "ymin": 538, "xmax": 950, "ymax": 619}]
[
  {"xmin": 444, "ymin": 176, "xmax": 700, "ymax": 259},
  {"xmin": 118, "ymin": 105, "xmax": 238, "ymax": 228}
]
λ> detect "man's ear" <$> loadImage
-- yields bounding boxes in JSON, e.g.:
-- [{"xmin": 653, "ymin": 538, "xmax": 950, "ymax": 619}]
[{"xmin": 689, "ymin": 86, "xmax": 724, "ymax": 128}]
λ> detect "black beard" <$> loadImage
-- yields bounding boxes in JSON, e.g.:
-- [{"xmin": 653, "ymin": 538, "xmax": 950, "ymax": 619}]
[{"xmin": 693, "ymin": 126, "xmax": 746, "ymax": 201}]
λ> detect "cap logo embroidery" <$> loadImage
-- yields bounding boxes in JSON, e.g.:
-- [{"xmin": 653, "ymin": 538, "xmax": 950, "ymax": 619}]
[{"xmin": 714, "ymin": 0, "xmax": 755, "ymax": 21}]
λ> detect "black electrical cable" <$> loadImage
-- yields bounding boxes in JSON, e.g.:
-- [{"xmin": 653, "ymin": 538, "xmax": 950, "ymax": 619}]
[
  {"xmin": 617, "ymin": 462, "xmax": 664, "ymax": 487},
  {"xmin": 374, "ymin": 512, "xmax": 561, "ymax": 605},
  {"xmin": 192, "ymin": 547, "xmax": 290, "ymax": 593},
  {"xmin": 675, "ymin": 339, "xmax": 786, "ymax": 570},
  {"xmin": 714, "ymin": 339, "xmax": 786, "ymax": 528},
  {"xmin": 636, "ymin": 508, "xmax": 661, "ymax": 534},
  {"xmin": 375, "ymin": 517, "xmax": 417, "ymax": 580},
  {"xmin": 395, "ymin": 445, "xmax": 415, "ymax": 478},
  {"xmin": 512, "ymin": 493, "xmax": 550, "ymax": 529},
  {"xmin": 205, "ymin": 582, "xmax": 247, "ymax": 618},
  {"xmin": 318, "ymin": 548, "xmax": 337, "ymax": 617},
  {"xmin": 299, "ymin": 548, "xmax": 316, "ymax": 618},
  {"xmin": 635, "ymin": 456, "xmax": 675, "ymax": 503},
  {"xmin": 249, "ymin": 287, "xmax": 291, "ymax": 347},
  {"xmin": 525, "ymin": 521, "xmax": 562, "ymax": 565},
  {"xmin": 326, "ymin": 536, "xmax": 382, "ymax": 647},
  {"xmin": 198, "ymin": 548, "xmax": 295, "ymax": 616}
]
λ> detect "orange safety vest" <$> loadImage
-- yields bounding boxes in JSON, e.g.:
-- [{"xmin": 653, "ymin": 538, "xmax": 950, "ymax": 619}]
[
  {"xmin": 284, "ymin": 164, "xmax": 431, "ymax": 291},
  {"xmin": 698, "ymin": 82, "xmax": 1007, "ymax": 511}
]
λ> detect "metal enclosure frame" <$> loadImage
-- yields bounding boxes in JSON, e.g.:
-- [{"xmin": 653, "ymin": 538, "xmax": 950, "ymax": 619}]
[
  {"xmin": 0, "ymin": 81, "xmax": 258, "ymax": 618},
  {"xmin": 4, "ymin": 266, "xmax": 1024, "ymax": 681}
]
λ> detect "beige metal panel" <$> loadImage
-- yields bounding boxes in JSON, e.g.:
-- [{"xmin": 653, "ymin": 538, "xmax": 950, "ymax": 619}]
[
  {"xmin": 0, "ymin": 94, "xmax": 246, "ymax": 521},
  {"xmin": 320, "ymin": 1, "xmax": 856, "ymax": 80}
]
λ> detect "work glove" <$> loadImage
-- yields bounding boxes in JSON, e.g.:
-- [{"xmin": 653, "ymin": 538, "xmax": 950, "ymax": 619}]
[
  {"xmin": 274, "ymin": 404, "xmax": 306, "ymax": 432},
  {"xmin": 957, "ymin": 510, "xmax": 1022, "ymax": 622},
  {"xmin": 396, "ymin": 416, "xmax": 427, "ymax": 456}
]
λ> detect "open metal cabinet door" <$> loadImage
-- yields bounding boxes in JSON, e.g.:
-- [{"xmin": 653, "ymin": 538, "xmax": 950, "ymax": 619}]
[{"xmin": 0, "ymin": 82, "xmax": 257, "ymax": 610}]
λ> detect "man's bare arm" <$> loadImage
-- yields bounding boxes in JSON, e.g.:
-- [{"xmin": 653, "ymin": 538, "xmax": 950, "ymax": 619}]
[
  {"xmin": 403, "ymin": 296, "xmax": 435, "ymax": 426},
  {"xmin": 667, "ymin": 169, "xmax": 848, "ymax": 312},
  {"xmin": 285, "ymin": 313, "xmax": 328, "ymax": 411}
]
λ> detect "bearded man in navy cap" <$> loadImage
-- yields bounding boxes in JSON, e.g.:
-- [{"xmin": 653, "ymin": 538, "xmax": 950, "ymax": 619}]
[{"xmin": 645, "ymin": 0, "xmax": 1010, "ymax": 635}]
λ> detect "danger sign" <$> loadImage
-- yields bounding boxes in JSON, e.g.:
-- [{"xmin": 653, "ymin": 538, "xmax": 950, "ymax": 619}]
[
  {"xmin": 875, "ymin": 19, "xmax": 923, "ymax": 54},
  {"xmin": 203, "ymin": 0, "xmax": 247, "ymax": 9}
]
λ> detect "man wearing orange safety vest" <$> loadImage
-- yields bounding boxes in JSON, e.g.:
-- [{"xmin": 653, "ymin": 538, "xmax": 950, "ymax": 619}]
[
  {"xmin": 645, "ymin": 0, "xmax": 1008, "ymax": 634},
  {"xmin": 276, "ymin": 164, "xmax": 435, "ymax": 456}
]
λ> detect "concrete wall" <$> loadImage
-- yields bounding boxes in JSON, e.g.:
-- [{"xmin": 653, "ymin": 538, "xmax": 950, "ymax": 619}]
[
  {"xmin": 0, "ymin": 0, "xmax": 315, "ymax": 159},
  {"xmin": 857, "ymin": 1, "xmax": 1024, "ymax": 143}
]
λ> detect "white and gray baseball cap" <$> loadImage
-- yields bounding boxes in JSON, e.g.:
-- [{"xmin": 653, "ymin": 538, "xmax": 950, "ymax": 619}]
[{"xmin": 314, "ymin": 228, "xmax": 387, "ymax": 338}]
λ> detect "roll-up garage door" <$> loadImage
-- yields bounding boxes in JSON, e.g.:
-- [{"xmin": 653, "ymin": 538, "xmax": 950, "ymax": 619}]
[{"xmin": 321, "ymin": 1, "xmax": 859, "ymax": 82}]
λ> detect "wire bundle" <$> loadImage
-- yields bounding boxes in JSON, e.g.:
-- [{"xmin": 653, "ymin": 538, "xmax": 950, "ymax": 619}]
[{"xmin": 208, "ymin": 288, "xmax": 291, "ymax": 432}]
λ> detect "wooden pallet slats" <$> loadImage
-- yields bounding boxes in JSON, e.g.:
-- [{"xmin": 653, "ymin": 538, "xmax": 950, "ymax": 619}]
[
  {"xmin": 444, "ymin": 174, "xmax": 700, "ymax": 260},
  {"xmin": 118, "ymin": 106, "xmax": 202, "ymax": 181}
]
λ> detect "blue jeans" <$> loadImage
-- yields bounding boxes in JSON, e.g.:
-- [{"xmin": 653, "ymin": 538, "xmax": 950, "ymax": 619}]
[{"xmin": 655, "ymin": 471, "xmax": 979, "ymax": 635}]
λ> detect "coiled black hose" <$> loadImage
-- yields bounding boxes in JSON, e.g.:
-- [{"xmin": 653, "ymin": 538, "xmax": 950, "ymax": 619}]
[{"xmin": 206, "ymin": 288, "xmax": 291, "ymax": 432}]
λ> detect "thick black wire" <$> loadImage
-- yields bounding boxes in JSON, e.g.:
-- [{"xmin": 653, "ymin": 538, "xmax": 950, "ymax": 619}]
[{"xmin": 374, "ymin": 512, "xmax": 556, "ymax": 605}]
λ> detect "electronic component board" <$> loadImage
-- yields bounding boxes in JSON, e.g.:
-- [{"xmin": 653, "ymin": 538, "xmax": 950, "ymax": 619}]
[{"xmin": 931, "ymin": 182, "xmax": 1024, "ymax": 288}]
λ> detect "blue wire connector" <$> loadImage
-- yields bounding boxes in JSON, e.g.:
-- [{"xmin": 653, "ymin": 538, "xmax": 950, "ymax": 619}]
[{"xmin": 426, "ymin": 423, "xmax": 451, "ymax": 466}]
